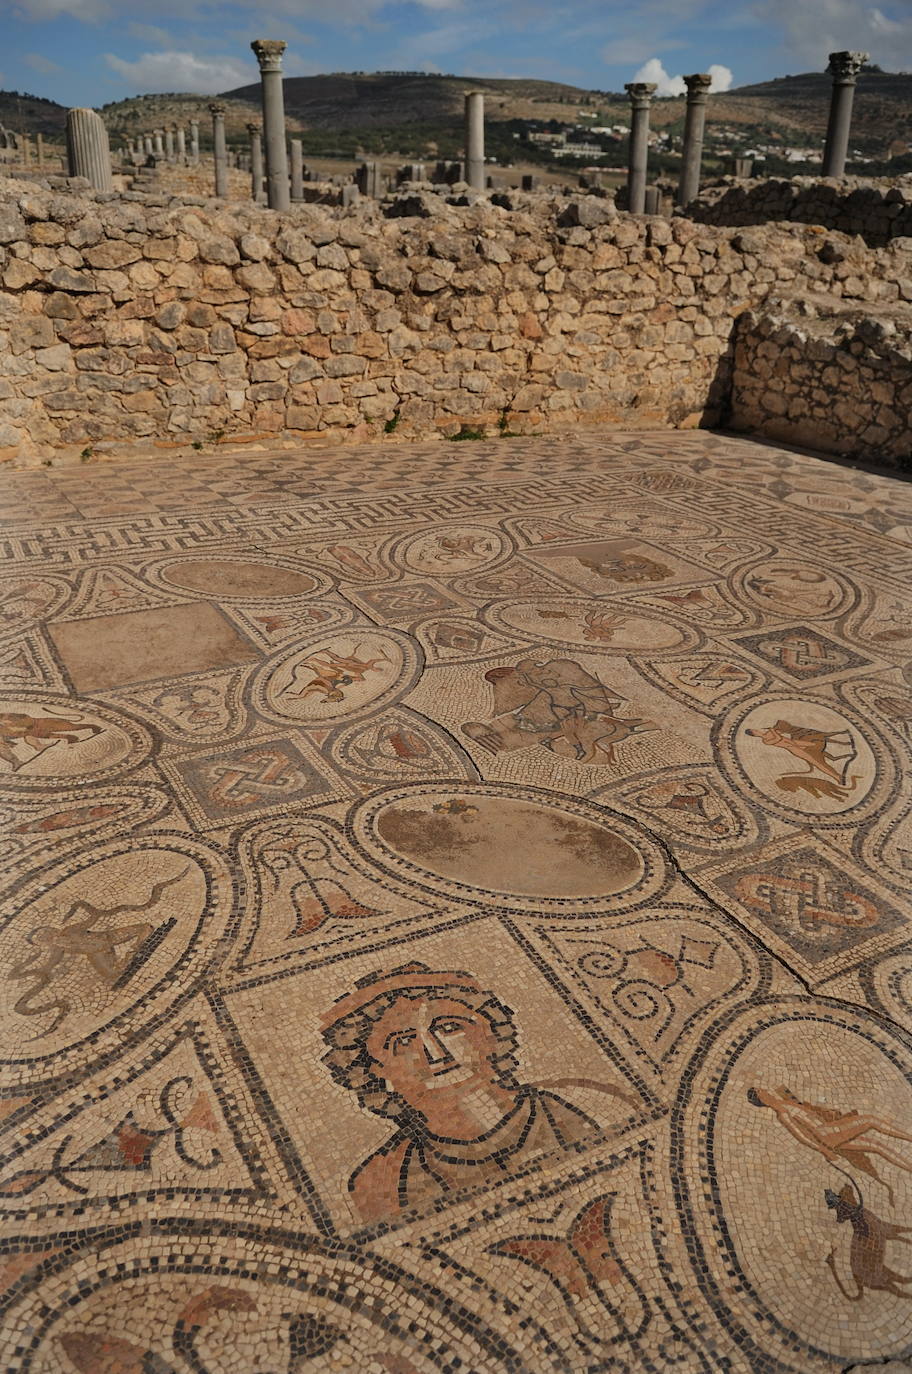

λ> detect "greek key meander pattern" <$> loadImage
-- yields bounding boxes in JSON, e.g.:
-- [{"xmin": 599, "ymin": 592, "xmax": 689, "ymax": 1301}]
[{"xmin": 1, "ymin": 428, "xmax": 912, "ymax": 1373}]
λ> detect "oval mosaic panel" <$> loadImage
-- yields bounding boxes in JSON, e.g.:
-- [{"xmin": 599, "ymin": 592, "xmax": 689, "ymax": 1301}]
[
  {"xmin": 0, "ymin": 834, "xmax": 234, "ymax": 1079},
  {"xmin": 155, "ymin": 555, "xmax": 325, "ymax": 600},
  {"xmin": 351, "ymin": 781, "xmax": 669, "ymax": 915},
  {"xmin": 482, "ymin": 597, "xmax": 698, "ymax": 655},
  {"xmin": 9, "ymin": 1226, "xmax": 518, "ymax": 1374},
  {"xmin": 676, "ymin": 1001, "xmax": 912, "ymax": 1368},
  {"xmin": 0, "ymin": 693, "xmax": 152, "ymax": 792},
  {"xmin": 253, "ymin": 629, "xmax": 420, "ymax": 727},
  {"xmin": 396, "ymin": 524, "xmax": 509, "ymax": 576},
  {"xmin": 737, "ymin": 558, "xmax": 856, "ymax": 621},
  {"xmin": 718, "ymin": 694, "xmax": 890, "ymax": 824}
]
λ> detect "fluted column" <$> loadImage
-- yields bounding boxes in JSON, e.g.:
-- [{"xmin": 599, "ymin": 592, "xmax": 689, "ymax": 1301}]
[
  {"xmin": 209, "ymin": 102, "xmax": 228, "ymax": 198},
  {"xmin": 464, "ymin": 90, "xmax": 485, "ymax": 191},
  {"xmin": 189, "ymin": 118, "xmax": 200, "ymax": 164},
  {"xmin": 247, "ymin": 122, "xmax": 264, "ymax": 201},
  {"xmin": 678, "ymin": 73, "xmax": 712, "ymax": 206},
  {"xmin": 290, "ymin": 138, "xmax": 304, "ymax": 200},
  {"xmin": 822, "ymin": 51, "xmax": 868, "ymax": 177},
  {"xmin": 65, "ymin": 107, "xmax": 113, "ymax": 192},
  {"xmin": 625, "ymin": 81, "xmax": 656, "ymax": 214},
  {"xmin": 251, "ymin": 39, "xmax": 290, "ymax": 211}
]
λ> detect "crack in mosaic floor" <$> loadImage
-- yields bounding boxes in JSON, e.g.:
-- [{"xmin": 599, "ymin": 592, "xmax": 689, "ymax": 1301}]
[{"xmin": 0, "ymin": 429, "xmax": 911, "ymax": 1372}]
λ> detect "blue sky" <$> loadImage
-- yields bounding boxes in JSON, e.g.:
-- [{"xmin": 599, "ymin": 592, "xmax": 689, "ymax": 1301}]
[{"xmin": 3, "ymin": 0, "xmax": 911, "ymax": 107}]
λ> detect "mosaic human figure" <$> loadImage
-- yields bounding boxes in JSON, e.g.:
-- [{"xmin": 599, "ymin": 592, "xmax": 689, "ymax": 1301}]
[
  {"xmin": 463, "ymin": 657, "xmax": 652, "ymax": 764},
  {"xmin": 746, "ymin": 719, "xmax": 859, "ymax": 801},
  {"xmin": 748, "ymin": 1086, "xmax": 912, "ymax": 1204},
  {"xmin": 288, "ymin": 645, "xmax": 389, "ymax": 704},
  {"xmin": 321, "ymin": 962, "xmax": 636, "ymax": 1222}
]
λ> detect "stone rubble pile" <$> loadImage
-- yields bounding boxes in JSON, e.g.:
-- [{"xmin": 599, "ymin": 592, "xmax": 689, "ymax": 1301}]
[{"xmin": 1, "ymin": 176, "xmax": 911, "ymax": 465}]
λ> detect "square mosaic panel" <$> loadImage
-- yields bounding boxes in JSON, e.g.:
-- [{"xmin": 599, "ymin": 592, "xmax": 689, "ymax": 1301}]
[
  {"xmin": 49, "ymin": 602, "xmax": 261, "ymax": 692},
  {"xmin": 730, "ymin": 625, "xmax": 873, "ymax": 682}
]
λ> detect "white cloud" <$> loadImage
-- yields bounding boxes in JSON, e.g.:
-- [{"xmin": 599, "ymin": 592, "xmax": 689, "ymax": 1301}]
[
  {"xmin": 633, "ymin": 57, "xmax": 686, "ymax": 94},
  {"xmin": 632, "ymin": 56, "xmax": 733, "ymax": 95},
  {"xmin": 707, "ymin": 62, "xmax": 733, "ymax": 91},
  {"xmin": 103, "ymin": 49, "xmax": 254, "ymax": 93}
]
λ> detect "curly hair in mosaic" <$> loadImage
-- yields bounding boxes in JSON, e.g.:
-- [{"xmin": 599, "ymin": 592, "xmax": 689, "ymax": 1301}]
[{"xmin": 320, "ymin": 963, "xmax": 521, "ymax": 1124}]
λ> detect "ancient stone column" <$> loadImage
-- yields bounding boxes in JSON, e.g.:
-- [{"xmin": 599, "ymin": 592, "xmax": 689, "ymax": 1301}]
[
  {"xmin": 165, "ymin": 125, "xmax": 175, "ymax": 160},
  {"xmin": 144, "ymin": 134, "xmax": 154, "ymax": 156},
  {"xmin": 251, "ymin": 39, "xmax": 290, "ymax": 211},
  {"xmin": 176, "ymin": 126, "xmax": 186, "ymax": 162},
  {"xmin": 643, "ymin": 186, "xmax": 661, "ymax": 215},
  {"xmin": 36, "ymin": 133, "xmax": 45, "ymax": 168},
  {"xmin": 464, "ymin": 90, "xmax": 485, "ymax": 191},
  {"xmin": 209, "ymin": 103, "xmax": 228, "ymax": 198},
  {"xmin": 678, "ymin": 73, "xmax": 712, "ymax": 206},
  {"xmin": 190, "ymin": 119, "xmax": 200, "ymax": 163},
  {"xmin": 247, "ymin": 122, "xmax": 264, "ymax": 200},
  {"xmin": 153, "ymin": 128, "xmax": 164, "ymax": 157},
  {"xmin": 822, "ymin": 51, "xmax": 868, "ymax": 177},
  {"xmin": 290, "ymin": 138, "xmax": 304, "ymax": 200},
  {"xmin": 625, "ymin": 81, "xmax": 656, "ymax": 214},
  {"xmin": 65, "ymin": 107, "xmax": 113, "ymax": 192}
]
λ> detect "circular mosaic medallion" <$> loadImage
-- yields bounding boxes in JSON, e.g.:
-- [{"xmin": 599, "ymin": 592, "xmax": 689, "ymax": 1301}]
[
  {"xmin": 718, "ymin": 694, "xmax": 892, "ymax": 824},
  {"xmin": 11, "ymin": 1226, "xmax": 518, "ymax": 1374},
  {"xmin": 396, "ymin": 524, "xmax": 509, "ymax": 576},
  {"xmin": 0, "ymin": 834, "xmax": 234, "ymax": 1081},
  {"xmin": 252, "ymin": 628, "xmax": 420, "ymax": 727},
  {"xmin": 0, "ymin": 693, "xmax": 152, "ymax": 792},
  {"xmin": 676, "ymin": 1001, "xmax": 912, "ymax": 1367}
]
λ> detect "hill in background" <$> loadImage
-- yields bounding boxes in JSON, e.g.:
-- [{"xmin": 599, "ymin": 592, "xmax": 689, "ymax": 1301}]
[{"xmin": 3, "ymin": 68, "xmax": 910, "ymax": 164}]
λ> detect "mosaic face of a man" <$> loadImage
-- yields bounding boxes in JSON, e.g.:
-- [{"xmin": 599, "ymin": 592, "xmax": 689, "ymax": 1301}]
[{"xmin": 366, "ymin": 994, "xmax": 500, "ymax": 1108}]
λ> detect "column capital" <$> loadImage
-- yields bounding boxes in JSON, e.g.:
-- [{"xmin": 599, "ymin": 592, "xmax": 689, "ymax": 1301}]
[
  {"xmin": 251, "ymin": 39, "xmax": 287, "ymax": 72},
  {"xmin": 246, "ymin": 122, "xmax": 261, "ymax": 135},
  {"xmin": 683, "ymin": 73, "xmax": 713, "ymax": 100},
  {"xmin": 625, "ymin": 81, "xmax": 657, "ymax": 107},
  {"xmin": 827, "ymin": 50, "xmax": 869, "ymax": 84},
  {"xmin": 208, "ymin": 103, "xmax": 226, "ymax": 116}
]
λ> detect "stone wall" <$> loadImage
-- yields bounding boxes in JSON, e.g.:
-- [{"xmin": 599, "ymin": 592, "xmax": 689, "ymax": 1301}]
[
  {"xmin": 2, "ymin": 176, "xmax": 912, "ymax": 465},
  {"xmin": 686, "ymin": 176, "xmax": 912, "ymax": 248},
  {"xmin": 730, "ymin": 303, "xmax": 912, "ymax": 464}
]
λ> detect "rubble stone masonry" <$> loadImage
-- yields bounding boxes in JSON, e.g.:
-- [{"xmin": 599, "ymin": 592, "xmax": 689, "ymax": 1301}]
[{"xmin": 1, "ymin": 176, "xmax": 911, "ymax": 466}]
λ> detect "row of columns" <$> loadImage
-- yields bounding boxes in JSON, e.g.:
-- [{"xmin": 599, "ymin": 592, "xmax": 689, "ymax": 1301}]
[
  {"xmin": 625, "ymin": 51, "xmax": 869, "ymax": 212},
  {"xmin": 126, "ymin": 120, "xmax": 200, "ymax": 165}
]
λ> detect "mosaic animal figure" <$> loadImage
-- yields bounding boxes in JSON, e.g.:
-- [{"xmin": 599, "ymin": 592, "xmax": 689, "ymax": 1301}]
[
  {"xmin": 0, "ymin": 709, "xmax": 102, "ymax": 770},
  {"xmin": 825, "ymin": 1184, "xmax": 912, "ymax": 1301}
]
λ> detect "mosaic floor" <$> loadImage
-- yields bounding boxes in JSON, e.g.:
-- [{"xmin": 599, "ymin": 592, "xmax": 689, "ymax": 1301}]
[{"xmin": 0, "ymin": 429, "xmax": 911, "ymax": 1373}]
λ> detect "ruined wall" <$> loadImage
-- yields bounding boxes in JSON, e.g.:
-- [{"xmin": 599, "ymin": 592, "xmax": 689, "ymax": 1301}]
[
  {"xmin": 730, "ymin": 306, "xmax": 912, "ymax": 464},
  {"xmin": 686, "ymin": 176, "xmax": 912, "ymax": 247},
  {"xmin": 1, "ymin": 178, "xmax": 912, "ymax": 464}
]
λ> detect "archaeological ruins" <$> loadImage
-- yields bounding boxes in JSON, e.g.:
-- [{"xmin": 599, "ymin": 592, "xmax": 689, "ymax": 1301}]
[{"xmin": 0, "ymin": 37, "xmax": 911, "ymax": 1374}]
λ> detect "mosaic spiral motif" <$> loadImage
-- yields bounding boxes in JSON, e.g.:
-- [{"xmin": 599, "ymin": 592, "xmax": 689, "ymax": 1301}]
[{"xmin": 0, "ymin": 429, "xmax": 911, "ymax": 1373}]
